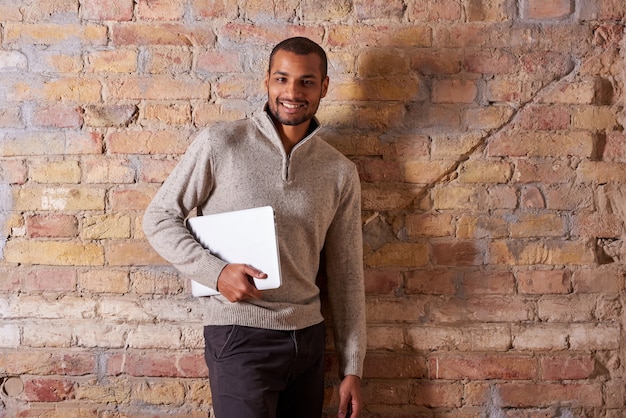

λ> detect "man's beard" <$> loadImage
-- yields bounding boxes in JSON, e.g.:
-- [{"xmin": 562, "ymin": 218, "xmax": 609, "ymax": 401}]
[{"xmin": 267, "ymin": 98, "xmax": 319, "ymax": 126}]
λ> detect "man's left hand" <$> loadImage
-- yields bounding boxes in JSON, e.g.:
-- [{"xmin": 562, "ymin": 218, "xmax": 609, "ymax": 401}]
[{"xmin": 338, "ymin": 374, "xmax": 362, "ymax": 417}]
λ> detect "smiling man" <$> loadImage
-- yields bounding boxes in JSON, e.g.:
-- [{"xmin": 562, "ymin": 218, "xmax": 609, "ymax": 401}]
[{"xmin": 143, "ymin": 37, "xmax": 366, "ymax": 418}]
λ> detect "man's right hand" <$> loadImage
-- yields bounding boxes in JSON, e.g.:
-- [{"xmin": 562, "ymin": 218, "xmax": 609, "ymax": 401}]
[{"xmin": 216, "ymin": 263, "xmax": 267, "ymax": 302}]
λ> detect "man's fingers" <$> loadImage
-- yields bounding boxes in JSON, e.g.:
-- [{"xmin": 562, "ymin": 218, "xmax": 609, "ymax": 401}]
[{"xmin": 243, "ymin": 264, "xmax": 268, "ymax": 279}]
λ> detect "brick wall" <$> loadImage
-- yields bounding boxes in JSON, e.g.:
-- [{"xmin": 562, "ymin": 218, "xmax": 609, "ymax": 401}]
[{"xmin": 1, "ymin": 0, "xmax": 625, "ymax": 416}]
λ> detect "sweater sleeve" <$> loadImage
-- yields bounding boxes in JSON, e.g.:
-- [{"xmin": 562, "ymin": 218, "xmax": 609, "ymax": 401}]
[
  {"xmin": 142, "ymin": 130, "xmax": 228, "ymax": 290},
  {"xmin": 323, "ymin": 165, "xmax": 367, "ymax": 378}
]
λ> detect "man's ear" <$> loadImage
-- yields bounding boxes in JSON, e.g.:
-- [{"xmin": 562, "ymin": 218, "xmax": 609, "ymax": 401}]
[{"xmin": 321, "ymin": 76, "xmax": 329, "ymax": 98}]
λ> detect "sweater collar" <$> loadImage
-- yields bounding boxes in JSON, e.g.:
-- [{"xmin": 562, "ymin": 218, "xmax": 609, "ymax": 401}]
[{"xmin": 255, "ymin": 105, "xmax": 322, "ymax": 152}]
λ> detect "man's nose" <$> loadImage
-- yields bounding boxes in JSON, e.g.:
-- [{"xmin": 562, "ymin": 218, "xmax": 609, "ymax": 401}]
[{"xmin": 285, "ymin": 80, "xmax": 301, "ymax": 97}]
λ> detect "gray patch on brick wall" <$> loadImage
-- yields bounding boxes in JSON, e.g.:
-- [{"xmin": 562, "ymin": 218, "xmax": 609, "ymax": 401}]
[
  {"xmin": 484, "ymin": 385, "xmax": 505, "ymax": 418},
  {"xmin": 0, "ymin": 182, "xmax": 12, "ymax": 259}
]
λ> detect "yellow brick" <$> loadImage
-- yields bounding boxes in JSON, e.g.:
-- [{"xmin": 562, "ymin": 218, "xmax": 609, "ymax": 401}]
[
  {"xmin": 87, "ymin": 49, "xmax": 138, "ymax": 73},
  {"xmin": 74, "ymin": 378, "xmax": 132, "ymax": 403},
  {"xmin": 431, "ymin": 132, "xmax": 484, "ymax": 159},
  {"xmin": 466, "ymin": 105, "xmax": 515, "ymax": 130},
  {"xmin": 30, "ymin": 159, "xmax": 81, "ymax": 184},
  {"xmin": 78, "ymin": 270, "xmax": 130, "ymax": 293},
  {"xmin": 14, "ymin": 187, "xmax": 106, "ymax": 211},
  {"xmin": 328, "ymin": 78, "xmax": 420, "ymax": 102},
  {"xmin": 572, "ymin": 106, "xmax": 619, "ymax": 130},
  {"xmin": 107, "ymin": 130, "xmax": 192, "ymax": 154},
  {"xmin": 362, "ymin": 184, "xmax": 426, "ymax": 211},
  {"xmin": 132, "ymin": 380, "xmax": 185, "ymax": 405},
  {"xmin": 542, "ymin": 79, "xmax": 596, "ymax": 104},
  {"xmin": 357, "ymin": 50, "xmax": 410, "ymax": 76},
  {"xmin": 193, "ymin": 103, "xmax": 246, "ymax": 127},
  {"xmin": 364, "ymin": 242, "xmax": 429, "ymax": 268},
  {"xmin": 5, "ymin": 241, "xmax": 104, "ymax": 266},
  {"xmin": 328, "ymin": 25, "xmax": 432, "ymax": 47},
  {"xmin": 44, "ymin": 78, "xmax": 102, "ymax": 102},
  {"xmin": 458, "ymin": 160, "xmax": 513, "ymax": 183},
  {"xmin": 508, "ymin": 214, "xmax": 565, "ymax": 238},
  {"xmin": 106, "ymin": 241, "xmax": 167, "ymax": 266},
  {"xmin": 405, "ymin": 214, "xmax": 455, "ymax": 237},
  {"xmin": 4, "ymin": 23, "xmax": 107, "ymax": 45},
  {"xmin": 403, "ymin": 160, "xmax": 453, "ymax": 183},
  {"xmin": 456, "ymin": 215, "xmax": 508, "ymax": 239},
  {"xmin": 142, "ymin": 102, "xmax": 192, "ymax": 126},
  {"xmin": 577, "ymin": 162, "xmax": 626, "ymax": 183},
  {"xmin": 433, "ymin": 186, "xmax": 485, "ymax": 210},
  {"xmin": 82, "ymin": 214, "xmax": 132, "ymax": 239},
  {"xmin": 489, "ymin": 240, "xmax": 595, "ymax": 265},
  {"xmin": 107, "ymin": 76, "xmax": 211, "ymax": 100},
  {"xmin": 82, "ymin": 157, "xmax": 136, "ymax": 184}
]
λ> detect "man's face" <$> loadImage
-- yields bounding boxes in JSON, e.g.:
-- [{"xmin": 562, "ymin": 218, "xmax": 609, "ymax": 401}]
[{"xmin": 265, "ymin": 50, "xmax": 329, "ymax": 128}]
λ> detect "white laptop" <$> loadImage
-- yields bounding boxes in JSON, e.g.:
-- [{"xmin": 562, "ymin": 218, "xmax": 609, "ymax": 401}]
[{"xmin": 186, "ymin": 206, "xmax": 282, "ymax": 297}]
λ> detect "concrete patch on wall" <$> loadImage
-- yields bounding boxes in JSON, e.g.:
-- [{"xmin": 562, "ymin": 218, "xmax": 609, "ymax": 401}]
[{"xmin": 0, "ymin": 182, "xmax": 12, "ymax": 259}]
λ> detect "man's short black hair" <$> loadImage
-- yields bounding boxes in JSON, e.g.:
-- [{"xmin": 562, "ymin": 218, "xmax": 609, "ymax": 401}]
[{"xmin": 269, "ymin": 37, "xmax": 328, "ymax": 79}]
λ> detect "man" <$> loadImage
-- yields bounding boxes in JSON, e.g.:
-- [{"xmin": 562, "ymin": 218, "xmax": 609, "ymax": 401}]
[{"xmin": 143, "ymin": 37, "xmax": 366, "ymax": 418}]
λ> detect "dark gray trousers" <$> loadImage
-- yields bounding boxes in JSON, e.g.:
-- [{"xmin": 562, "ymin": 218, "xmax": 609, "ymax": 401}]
[{"xmin": 203, "ymin": 322, "xmax": 326, "ymax": 418}]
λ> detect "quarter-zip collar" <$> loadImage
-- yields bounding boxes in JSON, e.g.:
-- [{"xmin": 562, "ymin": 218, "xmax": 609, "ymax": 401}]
[{"xmin": 254, "ymin": 106, "xmax": 322, "ymax": 182}]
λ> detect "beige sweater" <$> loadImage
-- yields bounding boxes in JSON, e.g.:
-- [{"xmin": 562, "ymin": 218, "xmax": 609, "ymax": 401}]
[{"xmin": 143, "ymin": 109, "xmax": 366, "ymax": 378}]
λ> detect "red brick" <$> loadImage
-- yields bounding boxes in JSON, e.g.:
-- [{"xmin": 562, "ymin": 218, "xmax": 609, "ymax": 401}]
[
  {"xmin": 572, "ymin": 268, "xmax": 624, "ymax": 294},
  {"xmin": 540, "ymin": 355, "xmax": 595, "ymax": 380},
  {"xmin": 408, "ymin": 0, "xmax": 462, "ymax": 21},
  {"xmin": 111, "ymin": 23, "xmax": 215, "ymax": 46},
  {"xmin": 363, "ymin": 270, "xmax": 402, "ymax": 295},
  {"xmin": 412, "ymin": 382, "xmax": 463, "ymax": 408},
  {"xmin": 82, "ymin": 0, "xmax": 134, "ymax": 21},
  {"xmin": 603, "ymin": 131, "xmax": 626, "ymax": 162},
  {"xmin": 520, "ymin": 185, "xmax": 546, "ymax": 209},
  {"xmin": 23, "ymin": 378, "xmax": 75, "ymax": 402},
  {"xmin": 410, "ymin": 49, "xmax": 462, "ymax": 75},
  {"xmin": 521, "ymin": 0, "xmax": 574, "ymax": 20},
  {"xmin": 136, "ymin": 0, "xmax": 185, "ymax": 20},
  {"xmin": 488, "ymin": 132, "xmax": 594, "ymax": 158},
  {"xmin": 363, "ymin": 353, "xmax": 427, "ymax": 379},
  {"xmin": 405, "ymin": 269, "xmax": 456, "ymax": 295},
  {"xmin": 139, "ymin": 157, "xmax": 179, "ymax": 183},
  {"xmin": 0, "ymin": 350, "xmax": 95, "ymax": 376},
  {"xmin": 107, "ymin": 352, "xmax": 207, "ymax": 377},
  {"xmin": 192, "ymin": 0, "xmax": 239, "ymax": 19},
  {"xmin": 516, "ymin": 104, "xmax": 570, "ymax": 130},
  {"xmin": 361, "ymin": 380, "xmax": 410, "ymax": 406},
  {"xmin": 464, "ymin": 49, "xmax": 517, "ymax": 74},
  {"xmin": 571, "ymin": 213, "xmax": 624, "ymax": 238},
  {"xmin": 432, "ymin": 241, "xmax": 486, "ymax": 266},
  {"xmin": 429, "ymin": 354, "xmax": 537, "ymax": 380},
  {"xmin": 196, "ymin": 50, "xmax": 242, "ymax": 74},
  {"xmin": 26, "ymin": 214, "xmax": 79, "ymax": 238},
  {"xmin": 0, "ymin": 159, "xmax": 28, "ymax": 184},
  {"xmin": 354, "ymin": 0, "xmax": 405, "ymax": 20},
  {"xmin": 355, "ymin": 157, "xmax": 402, "ymax": 182},
  {"xmin": 520, "ymin": 52, "xmax": 574, "ymax": 79},
  {"xmin": 432, "ymin": 79, "xmax": 478, "ymax": 103},
  {"xmin": 31, "ymin": 104, "xmax": 83, "ymax": 129},
  {"xmin": 514, "ymin": 158, "xmax": 575, "ymax": 183},
  {"xmin": 108, "ymin": 186, "xmax": 156, "ymax": 211}
]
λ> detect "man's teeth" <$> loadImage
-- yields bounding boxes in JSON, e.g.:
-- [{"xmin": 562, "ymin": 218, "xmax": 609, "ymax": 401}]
[{"xmin": 282, "ymin": 102, "xmax": 302, "ymax": 109}]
